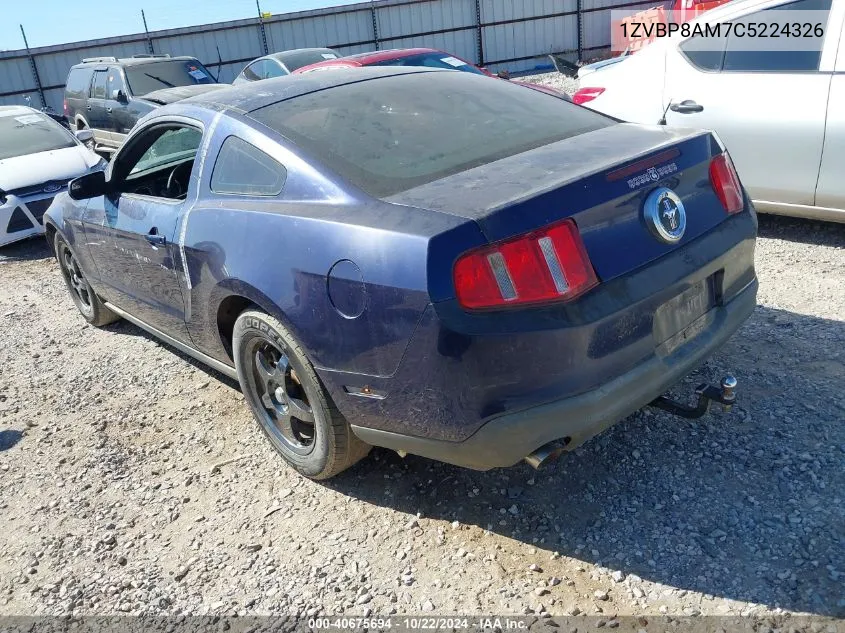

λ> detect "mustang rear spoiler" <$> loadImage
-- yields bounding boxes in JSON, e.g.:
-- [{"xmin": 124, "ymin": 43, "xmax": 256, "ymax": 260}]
[{"xmin": 549, "ymin": 54, "xmax": 580, "ymax": 77}]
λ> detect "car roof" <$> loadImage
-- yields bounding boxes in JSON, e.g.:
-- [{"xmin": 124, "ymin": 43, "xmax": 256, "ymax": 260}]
[
  {"xmin": 0, "ymin": 105, "xmax": 39, "ymax": 117},
  {"xmin": 72, "ymin": 55, "xmax": 200, "ymax": 68},
  {"xmin": 185, "ymin": 66, "xmax": 442, "ymax": 113}
]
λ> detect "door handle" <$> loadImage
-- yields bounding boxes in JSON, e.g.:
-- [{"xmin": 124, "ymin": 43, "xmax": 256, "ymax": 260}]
[
  {"xmin": 106, "ymin": 107, "xmax": 112, "ymax": 113},
  {"xmin": 145, "ymin": 229, "xmax": 166, "ymax": 246},
  {"xmin": 670, "ymin": 99, "xmax": 704, "ymax": 114},
  {"xmin": 86, "ymin": 105, "xmax": 92, "ymax": 110}
]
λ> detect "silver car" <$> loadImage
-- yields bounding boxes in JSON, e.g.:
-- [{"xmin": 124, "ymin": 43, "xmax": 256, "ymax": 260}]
[
  {"xmin": 0, "ymin": 106, "xmax": 104, "ymax": 247},
  {"xmin": 574, "ymin": 0, "xmax": 845, "ymax": 223},
  {"xmin": 233, "ymin": 48, "xmax": 340, "ymax": 84}
]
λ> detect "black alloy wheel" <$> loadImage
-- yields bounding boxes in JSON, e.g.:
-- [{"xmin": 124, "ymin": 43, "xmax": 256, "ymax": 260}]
[{"xmin": 248, "ymin": 338, "xmax": 316, "ymax": 455}]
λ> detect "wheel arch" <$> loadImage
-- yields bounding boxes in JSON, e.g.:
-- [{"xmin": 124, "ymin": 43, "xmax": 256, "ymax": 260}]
[
  {"xmin": 43, "ymin": 221, "xmax": 58, "ymax": 255},
  {"xmin": 211, "ymin": 280, "xmax": 305, "ymax": 364}
]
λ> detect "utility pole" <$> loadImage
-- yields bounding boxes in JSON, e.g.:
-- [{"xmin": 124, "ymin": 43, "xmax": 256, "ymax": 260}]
[
  {"xmin": 141, "ymin": 10, "xmax": 155, "ymax": 54},
  {"xmin": 20, "ymin": 25, "xmax": 46, "ymax": 109},
  {"xmin": 256, "ymin": 0, "xmax": 270, "ymax": 55},
  {"xmin": 474, "ymin": 0, "xmax": 483, "ymax": 66},
  {"xmin": 371, "ymin": 1, "xmax": 380, "ymax": 50}
]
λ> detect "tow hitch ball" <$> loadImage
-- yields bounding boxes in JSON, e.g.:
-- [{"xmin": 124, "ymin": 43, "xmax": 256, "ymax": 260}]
[{"xmin": 649, "ymin": 375, "xmax": 738, "ymax": 419}]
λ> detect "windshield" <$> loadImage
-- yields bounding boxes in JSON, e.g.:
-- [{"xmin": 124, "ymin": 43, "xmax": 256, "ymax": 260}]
[
  {"xmin": 0, "ymin": 112, "xmax": 76, "ymax": 161},
  {"xmin": 125, "ymin": 60, "xmax": 215, "ymax": 96},
  {"xmin": 250, "ymin": 71, "xmax": 611, "ymax": 197},
  {"xmin": 368, "ymin": 52, "xmax": 486, "ymax": 75}
]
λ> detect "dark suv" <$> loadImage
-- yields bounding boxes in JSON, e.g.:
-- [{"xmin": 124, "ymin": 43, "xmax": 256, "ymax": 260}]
[{"xmin": 64, "ymin": 54, "xmax": 224, "ymax": 154}]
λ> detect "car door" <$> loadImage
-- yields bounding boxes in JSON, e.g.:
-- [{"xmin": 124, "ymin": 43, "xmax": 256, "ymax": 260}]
[
  {"xmin": 81, "ymin": 119, "xmax": 205, "ymax": 342},
  {"xmin": 106, "ymin": 67, "xmax": 134, "ymax": 147},
  {"xmin": 663, "ymin": 0, "xmax": 835, "ymax": 206},
  {"xmin": 86, "ymin": 69, "xmax": 110, "ymax": 144},
  {"xmin": 815, "ymin": 3, "xmax": 845, "ymax": 211}
]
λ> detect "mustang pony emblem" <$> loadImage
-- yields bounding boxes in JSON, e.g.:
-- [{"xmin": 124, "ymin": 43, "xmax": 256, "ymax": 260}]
[
  {"xmin": 644, "ymin": 187, "xmax": 686, "ymax": 244},
  {"xmin": 660, "ymin": 197, "xmax": 679, "ymax": 231}
]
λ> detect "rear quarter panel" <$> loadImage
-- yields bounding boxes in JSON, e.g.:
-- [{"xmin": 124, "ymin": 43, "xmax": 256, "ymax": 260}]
[{"xmin": 180, "ymin": 110, "xmax": 476, "ymax": 377}]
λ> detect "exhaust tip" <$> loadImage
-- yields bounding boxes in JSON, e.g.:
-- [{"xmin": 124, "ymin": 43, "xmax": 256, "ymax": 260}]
[{"xmin": 524, "ymin": 439, "xmax": 569, "ymax": 470}]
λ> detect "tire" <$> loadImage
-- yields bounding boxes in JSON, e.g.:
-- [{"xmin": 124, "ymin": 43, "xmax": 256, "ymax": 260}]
[
  {"xmin": 233, "ymin": 310, "xmax": 371, "ymax": 480},
  {"xmin": 54, "ymin": 233, "xmax": 119, "ymax": 327}
]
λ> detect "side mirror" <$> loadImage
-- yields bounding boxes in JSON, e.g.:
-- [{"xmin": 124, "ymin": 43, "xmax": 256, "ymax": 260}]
[
  {"xmin": 69, "ymin": 171, "xmax": 108, "ymax": 201},
  {"xmin": 75, "ymin": 128, "xmax": 94, "ymax": 143},
  {"xmin": 497, "ymin": 70, "xmax": 511, "ymax": 80},
  {"xmin": 112, "ymin": 89, "xmax": 128, "ymax": 104}
]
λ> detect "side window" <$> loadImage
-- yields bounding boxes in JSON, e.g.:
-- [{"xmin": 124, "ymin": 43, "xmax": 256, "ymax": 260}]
[
  {"xmin": 256, "ymin": 60, "xmax": 274, "ymax": 79},
  {"xmin": 679, "ymin": 36, "xmax": 726, "ymax": 71},
  {"xmin": 107, "ymin": 69, "xmax": 127, "ymax": 99},
  {"xmin": 66, "ymin": 68, "xmax": 92, "ymax": 98},
  {"xmin": 210, "ymin": 136, "xmax": 287, "ymax": 196},
  {"xmin": 264, "ymin": 61, "xmax": 286, "ymax": 79},
  {"xmin": 112, "ymin": 124, "xmax": 203, "ymax": 200},
  {"xmin": 242, "ymin": 62, "xmax": 261, "ymax": 81},
  {"xmin": 243, "ymin": 60, "xmax": 271, "ymax": 81},
  {"xmin": 90, "ymin": 70, "xmax": 108, "ymax": 99},
  {"xmin": 129, "ymin": 127, "xmax": 203, "ymax": 175},
  {"xmin": 680, "ymin": 0, "xmax": 831, "ymax": 72}
]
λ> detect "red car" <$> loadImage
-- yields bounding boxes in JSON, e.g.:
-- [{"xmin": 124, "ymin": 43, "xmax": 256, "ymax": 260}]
[{"xmin": 294, "ymin": 48, "xmax": 570, "ymax": 100}]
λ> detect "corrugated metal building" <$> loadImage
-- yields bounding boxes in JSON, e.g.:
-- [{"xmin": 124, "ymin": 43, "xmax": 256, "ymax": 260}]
[{"xmin": 0, "ymin": 0, "xmax": 651, "ymax": 112}]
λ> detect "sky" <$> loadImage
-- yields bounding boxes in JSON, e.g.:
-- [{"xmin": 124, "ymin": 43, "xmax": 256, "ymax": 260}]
[{"xmin": 2, "ymin": 0, "xmax": 360, "ymax": 50}]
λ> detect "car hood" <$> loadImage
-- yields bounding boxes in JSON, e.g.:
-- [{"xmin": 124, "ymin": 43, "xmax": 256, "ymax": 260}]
[
  {"xmin": 0, "ymin": 145, "xmax": 100, "ymax": 191},
  {"xmin": 140, "ymin": 84, "xmax": 227, "ymax": 105}
]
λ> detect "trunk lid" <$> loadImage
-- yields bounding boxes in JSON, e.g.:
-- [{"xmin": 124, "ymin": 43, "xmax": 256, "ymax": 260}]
[{"xmin": 387, "ymin": 123, "xmax": 730, "ymax": 282}]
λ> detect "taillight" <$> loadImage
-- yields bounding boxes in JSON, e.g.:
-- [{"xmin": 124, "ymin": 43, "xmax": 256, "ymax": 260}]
[
  {"xmin": 63, "ymin": 99, "xmax": 68, "ymax": 115},
  {"xmin": 709, "ymin": 152, "xmax": 743, "ymax": 214},
  {"xmin": 572, "ymin": 87, "xmax": 605, "ymax": 105},
  {"xmin": 454, "ymin": 219, "xmax": 598, "ymax": 310}
]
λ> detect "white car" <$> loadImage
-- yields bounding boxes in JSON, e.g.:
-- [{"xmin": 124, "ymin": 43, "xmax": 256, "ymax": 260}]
[
  {"xmin": 574, "ymin": 0, "xmax": 845, "ymax": 223},
  {"xmin": 0, "ymin": 106, "xmax": 105, "ymax": 247}
]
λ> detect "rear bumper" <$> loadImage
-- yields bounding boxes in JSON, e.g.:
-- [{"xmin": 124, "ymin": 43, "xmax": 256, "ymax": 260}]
[{"xmin": 352, "ymin": 277, "xmax": 756, "ymax": 470}]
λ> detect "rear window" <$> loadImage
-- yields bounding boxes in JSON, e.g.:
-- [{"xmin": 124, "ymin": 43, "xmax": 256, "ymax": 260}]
[
  {"xmin": 0, "ymin": 112, "xmax": 76, "ymax": 161},
  {"xmin": 65, "ymin": 67, "xmax": 93, "ymax": 97},
  {"xmin": 125, "ymin": 60, "xmax": 215, "ymax": 96},
  {"xmin": 250, "ymin": 71, "xmax": 611, "ymax": 197}
]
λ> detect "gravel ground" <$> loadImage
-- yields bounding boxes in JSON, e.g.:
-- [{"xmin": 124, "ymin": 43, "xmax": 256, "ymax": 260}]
[
  {"xmin": 1, "ymin": 216, "xmax": 843, "ymax": 622},
  {"xmin": 0, "ymin": 94, "xmax": 844, "ymax": 623},
  {"xmin": 523, "ymin": 71, "xmax": 579, "ymax": 95}
]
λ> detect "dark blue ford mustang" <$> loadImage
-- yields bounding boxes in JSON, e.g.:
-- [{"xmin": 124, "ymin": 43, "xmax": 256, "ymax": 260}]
[{"xmin": 45, "ymin": 67, "xmax": 758, "ymax": 479}]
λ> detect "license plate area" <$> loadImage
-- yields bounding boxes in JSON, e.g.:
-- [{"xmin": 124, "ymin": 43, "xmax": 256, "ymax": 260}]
[{"xmin": 653, "ymin": 277, "xmax": 716, "ymax": 348}]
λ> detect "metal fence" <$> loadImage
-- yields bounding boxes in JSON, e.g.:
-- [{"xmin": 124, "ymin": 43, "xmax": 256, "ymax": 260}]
[{"xmin": 0, "ymin": 0, "xmax": 653, "ymax": 113}]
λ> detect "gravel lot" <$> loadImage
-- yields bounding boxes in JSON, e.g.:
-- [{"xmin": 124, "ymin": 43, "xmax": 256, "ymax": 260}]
[{"xmin": 0, "ymin": 78, "xmax": 843, "ymax": 622}]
